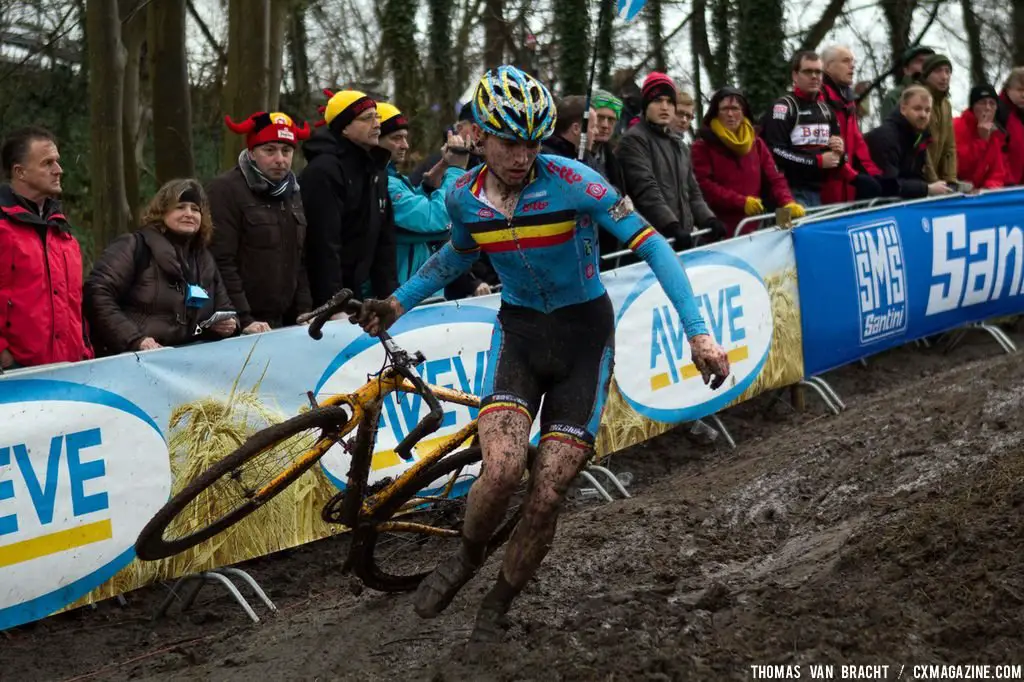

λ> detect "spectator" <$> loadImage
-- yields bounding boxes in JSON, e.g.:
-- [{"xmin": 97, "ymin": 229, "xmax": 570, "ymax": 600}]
[
  {"xmin": 300, "ymin": 89, "xmax": 397, "ymax": 305},
  {"xmin": 207, "ymin": 111, "xmax": 312, "ymax": 334},
  {"xmin": 918, "ymin": 54, "xmax": 957, "ymax": 184},
  {"xmin": 611, "ymin": 68, "xmax": 644, "ymax": 134},
  {"xmin": 409, "ymin": 102, "xmax": 484, "ymax": 187},
  {"xmin": 618, "ymin": 72, "xmax": 726, "ymax": 249},
  {"xmin": 820, "ymin": 45, "xmax": 885, "ymax": 203},
  {"xmin": 865, "ymin": 86, "xmax": 954, "ymax": 199},
  {"xmin": 954, "ymin": 85, "xmax": 1006, "ymax": 190},
  {"xmin": 0, "ymin": 126, "xmax": 92, "ymax": 370},
  {"xmin": 672, "ymin": 91, "xmax": 697, "ymax": 145},
  {"xmin": 880, "ymin": 45, "xmax": 936, "ymax": 119},
  {"xmin": 375, "ymin": 102, "xmax": 486, "ymax": 296},
  {"xmin": 998, "ymin": 67, "xmax": 1024, "ymax": 186},
  {"xmin": 84, "ymin": 179, "xmax": 238, "ymax": 355},
  {"xmin": 691, "ymin": 87, "xmax": 805, "ymax": 238},
  {"xmin": 542, "ymin": 95, "xmax": 596, "ymax": 160},
  {"xmin": 589, "ymin": 89, "xmax": 627, "ymax": 191},
  {"xmin": 761, "ymin": 51, "xmax": 842, "ymax": 208}
]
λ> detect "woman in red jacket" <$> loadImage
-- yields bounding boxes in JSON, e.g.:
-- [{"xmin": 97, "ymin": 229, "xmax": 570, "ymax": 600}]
[
  {"xmin": 691, "ymin": 87, "xmax": 805, "ymax": 238},
  {"xmin": 954, "ymin": 84, "xmax": 1007, "ymax": 190}
]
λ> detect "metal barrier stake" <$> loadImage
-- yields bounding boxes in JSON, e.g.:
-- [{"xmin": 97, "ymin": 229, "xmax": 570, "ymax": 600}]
[
  {"xmin": 575, "ymin": 470, "xmax": 614, "ymax": 502},
  {"xmin": 707, "ymin": 414, "xmax": 736, "ymax": 449},
  {"xmin": 585, "ymin": 465, "xmax": 632, "ymax": 499}
]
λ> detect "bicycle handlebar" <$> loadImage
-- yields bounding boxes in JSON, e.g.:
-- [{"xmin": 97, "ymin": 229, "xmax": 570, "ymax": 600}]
[{"xmin": 298, "ymin": 289, "xmax": 445, "ymax": 462}]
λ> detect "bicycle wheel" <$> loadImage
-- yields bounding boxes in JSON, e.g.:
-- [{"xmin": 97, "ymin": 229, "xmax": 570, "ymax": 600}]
[
  {"xmin": 352, "ymin": 445, "xmax": 535, "ymax": 592},
  {"xmin": 135, "ymin": 405, "xmax": 350, "ymax": 561}
]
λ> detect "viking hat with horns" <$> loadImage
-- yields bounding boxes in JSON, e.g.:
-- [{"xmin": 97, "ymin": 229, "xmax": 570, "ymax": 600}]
[{"xmin": 224, "ymin": 111, "xmax": 311, "ymax": 150}]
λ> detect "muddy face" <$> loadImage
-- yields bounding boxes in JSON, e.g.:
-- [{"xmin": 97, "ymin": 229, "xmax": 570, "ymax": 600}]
[{"xmin": 481, "ymin": 134, "xmax": 540, "ymax": 189}]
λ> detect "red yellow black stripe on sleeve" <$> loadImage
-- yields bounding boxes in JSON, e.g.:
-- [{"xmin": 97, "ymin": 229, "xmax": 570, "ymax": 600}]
[{"xmin": 626, "ymin": 226, "xmax": 657, "ymax": 251}]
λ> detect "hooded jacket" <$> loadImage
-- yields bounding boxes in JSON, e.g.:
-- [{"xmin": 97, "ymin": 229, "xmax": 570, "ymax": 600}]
[
  {"xmin": 617, "ymin": 117, "xmax": 716, "ymax": 245},
  {"xmin": 821, "ymin": 74, "xmax": 881, "ymax": 203},
  {"xmin": 388, "ymin": 164, "xmax": 463, "ymax": 284},
  {"xmin": 922, "ymin": 82, "xmax": 957, "ymax": 183},
  {"xmin": 953, "ymin": 109, "xmax": 1007, "ymax": 189},
  {"xmin": 998, "ymin": 91, "xmax": 1024, "ymax": 186},
  {"xmin": 864, "ymin": 110, "xmax": 933, "ymax": 199},
  {"xmin": 0, "ymin": 184, "xmax": 92, "ymax": 367},
  {"xmin": 299, "ymin": 127, "xmax": 397, "ymax": 305}
]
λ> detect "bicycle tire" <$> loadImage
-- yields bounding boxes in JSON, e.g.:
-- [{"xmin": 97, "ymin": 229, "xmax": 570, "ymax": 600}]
[
  {"xmin": 352, "ymin": 445, "xmax": 535, "ymax": 593},
  {"xmin": 135, "ymin": 405, "xmax": 350, "ymax": 561}
]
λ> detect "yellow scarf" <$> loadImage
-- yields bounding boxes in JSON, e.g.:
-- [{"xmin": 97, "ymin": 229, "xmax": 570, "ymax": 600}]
[{"xmin": 711, "ymin": 118, "xmax": 755, "ymax": 156}]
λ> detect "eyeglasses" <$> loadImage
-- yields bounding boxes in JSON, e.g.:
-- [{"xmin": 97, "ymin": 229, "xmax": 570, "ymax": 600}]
[
  {"xmin": 799, "ymin": 69, "xmax": 823, "ymax": 77},
  {"xmin": 355, "ymin": 111, "xmax": 381, "ymax": 123}
]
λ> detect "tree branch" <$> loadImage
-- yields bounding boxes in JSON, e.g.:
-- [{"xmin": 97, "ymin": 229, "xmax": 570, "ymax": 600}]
[
  {"xmin": 632, "ymin": 11, "xmax": 693, "ymax": 73},
  {"xmin": 798, "ymin": 0, "xmax": 847, "ymax": 52},
  {"xmin": 186, "ymin": 0, "xmax": 226, "ymax": 63},
  {"xmin": 855, "ymin": 0, "xmax": 943, "ymax": 102}
]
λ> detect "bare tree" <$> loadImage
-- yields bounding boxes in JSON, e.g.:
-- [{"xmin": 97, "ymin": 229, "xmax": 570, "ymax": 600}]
[
  {"xmin": 961, "ymin": 0, "xmax": 987, "ymax": 85},
  {"xmin": 646, "ymin": 0, "xmax": 667, "ymax": 72},
  {"xmin": 87, "ymin": 0, "xmax": 132, "ymax": 245},
  {"xmin": 428, "ymin": 0, "xmax": 455, "ymax": 120},
  {"xmin": 269, "ymin": 0, "xmax": 289, "ymax": 111},
  {"xmin": 483, "ymin": 0, "xmax": 504, "ymax": 69},
  {"xmin": 148, "ymin": 0, "xmax": 195, "ymax": 182},
  {"xmin": 221, "ymin": 0, "xmax": 270, "ymax": 170},
  {"xmin": 119, "ymin": 0, "xmax": 146, "ymax": 218},
  {"xmin": 1016, "ymin": 0, "xmax": 1024, "ymax": 64}
]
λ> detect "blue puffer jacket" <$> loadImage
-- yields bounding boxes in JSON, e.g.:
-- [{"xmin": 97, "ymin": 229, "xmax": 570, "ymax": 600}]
[{"xmin": 389, "ymin": 165, "xmax": 465, "ymax": 285}]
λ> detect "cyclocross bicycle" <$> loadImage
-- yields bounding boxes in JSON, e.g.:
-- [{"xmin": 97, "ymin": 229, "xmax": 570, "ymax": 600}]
[{"xmin": 135, "ymin": 289, "xmax": 531, "ymax": 592}]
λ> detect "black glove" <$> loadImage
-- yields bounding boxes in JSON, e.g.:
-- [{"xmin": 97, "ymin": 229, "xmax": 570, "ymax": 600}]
[
  {"xmin": 702, "ymin": 217, "xmax": 728, "ymax": 241},
  {"xmin": 851, "ymin": 173, "xmax": 883, "ymax": 199},
  {"xmin": 665, "ymin": 222, "xmax": 692, "ymax": 251}
]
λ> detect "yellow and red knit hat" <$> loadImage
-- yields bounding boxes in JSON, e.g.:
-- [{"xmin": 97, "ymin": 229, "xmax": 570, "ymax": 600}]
[
  {"xmin": 377, "ymin": 102, "xmax": 409, "ymax": 137},
  {"xmin": 224, "ymin": 111, "xmax": 311, "ymax": 149}
]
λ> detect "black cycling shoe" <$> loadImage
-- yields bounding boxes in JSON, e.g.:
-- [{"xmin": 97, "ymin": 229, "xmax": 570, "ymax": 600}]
[
  {"xmin": 413, "ymin": 547, "xmax": 480, "ymax": 618},
  {"xmin": 469, "ymin": 602, "xmax": 511, "ymax": 643}
]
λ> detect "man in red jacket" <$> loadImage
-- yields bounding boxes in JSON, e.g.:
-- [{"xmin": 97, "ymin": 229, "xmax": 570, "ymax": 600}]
[
  {"xmin": 999, "ymin": 68, "xmax": 1024, "ymax": 187},
  {"xmin": 0, "ymin": 126, "xmax": 92, "ymax": 370},
  {"xmin": 820, "ymin": 45, "xmax": 885, "ymax": 204},
  {"xmin": 954, "ymin": 84, "xmax": 1007, "ymax": 190}
]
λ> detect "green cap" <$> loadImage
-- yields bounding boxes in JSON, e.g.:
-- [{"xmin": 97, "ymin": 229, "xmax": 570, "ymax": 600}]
[{"xmin": 591, "ymin": 89, "xmax": 623, "ymax": 117}]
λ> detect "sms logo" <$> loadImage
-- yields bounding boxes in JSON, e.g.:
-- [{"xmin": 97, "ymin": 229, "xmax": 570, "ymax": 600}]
[
  {"xmin": 849, "ymin": 220, "xmax": 907, "ymax": 344},
  {"xmin": 314, "ymin": 305, "xmax": 497, "ymax": 490},
  {"xmin": 613, "ymin": 251, "xmax": 773, "ymax": 423},
  {"xmin": 0, "ymin": 381, "xmax": 169, "ymax": 630}
]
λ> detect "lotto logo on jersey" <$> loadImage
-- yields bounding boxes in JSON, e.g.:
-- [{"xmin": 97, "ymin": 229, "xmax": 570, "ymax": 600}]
[
  {"xmin": 477, "ymin": 208, "xmax": 495, "ymax": 219},
  {"xmin": 547, "ymin": 161, "xmax": 582, "ymax": 184},
  {"xmin": 586, "ymin": 182, "xmax": 608, "ymax": 200},
  {"xmin": 522, "ymin": 200, "xmax": 549, "ymax": 212},
  {"xmin": 849, "ymin": 220, "xmax": 908, "ymax": 344}
]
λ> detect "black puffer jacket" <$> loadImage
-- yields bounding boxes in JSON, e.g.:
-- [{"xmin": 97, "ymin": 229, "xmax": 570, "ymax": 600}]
[
  {"xmin": 300, "ymin": 128, "xmax": 397, "ymax": 305},
  {"xmin": 616, "ymin": 118, "xmax": 716, "ymax": 244},
  {"xmin": 864, "ymin": 110, "xmax": 932, "ymax": 199}
]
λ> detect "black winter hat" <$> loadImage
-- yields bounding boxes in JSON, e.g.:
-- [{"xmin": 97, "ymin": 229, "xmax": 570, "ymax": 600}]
[{"xmin": 969, "ymin": 84, "xmax": 998, "ymax": 108}]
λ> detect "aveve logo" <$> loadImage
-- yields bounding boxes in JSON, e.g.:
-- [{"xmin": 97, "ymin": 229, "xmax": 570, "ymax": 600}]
[
  {"xmin": 0, "ymin": 381, "xmax": 169, "ymax": 630},
  {"xmin": 614, "ymin": 251, "xmax": 773, "ymax": 423},
  {"xmin": 314, "ymin": 306, "xmax": 497, "ymax": 489}
]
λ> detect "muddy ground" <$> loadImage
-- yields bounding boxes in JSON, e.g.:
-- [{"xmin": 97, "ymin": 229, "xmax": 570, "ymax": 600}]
[{"xmin": 5, "ymin": 329, "xmax": 1023, "ymax": 681}]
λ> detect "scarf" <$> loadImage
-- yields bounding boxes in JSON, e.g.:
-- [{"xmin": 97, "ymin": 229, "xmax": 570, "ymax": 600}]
[
  {"xmin": 710, "ymin": 118, "xmax": 755, "ymax": 156},
  {"xmin": 238, "ymin": 149, "xmax": 298, "ymax": 199}
]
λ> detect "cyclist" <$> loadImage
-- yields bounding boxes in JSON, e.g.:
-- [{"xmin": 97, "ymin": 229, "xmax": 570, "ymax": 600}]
[{"xmin": 352, "ymin": 65, "xmax": 730, "ymax": 643}]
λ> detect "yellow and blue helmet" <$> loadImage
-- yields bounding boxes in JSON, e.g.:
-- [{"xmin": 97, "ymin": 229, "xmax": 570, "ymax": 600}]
[{"xmin": 471, "ymin": 66, "xmax": 557, "ymax": 142}]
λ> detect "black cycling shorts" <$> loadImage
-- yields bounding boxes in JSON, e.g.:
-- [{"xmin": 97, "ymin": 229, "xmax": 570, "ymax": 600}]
[{"xmin": 478, "ymin": 293, "xmax": 615, "ymax": 452}]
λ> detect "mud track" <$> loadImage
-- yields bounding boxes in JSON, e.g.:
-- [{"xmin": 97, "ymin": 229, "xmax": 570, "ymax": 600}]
[{"xmin": 5, "ymin": 330, "xmax": 1023, "ymax": 681}]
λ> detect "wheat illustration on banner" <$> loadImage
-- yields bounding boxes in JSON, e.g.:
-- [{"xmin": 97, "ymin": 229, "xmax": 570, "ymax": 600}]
[{"xmin": 617, "ymin": 0, "xmax": 647, "ymax": 21}]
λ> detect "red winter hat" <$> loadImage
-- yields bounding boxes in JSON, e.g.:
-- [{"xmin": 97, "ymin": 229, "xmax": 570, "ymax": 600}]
[
  {"xmin": 224, "ymin": 111, "xmax": 311, "ymax": 149},
  {"xmin": 642, "ymin": 72, "xmax": 678, "ymax": 110}
]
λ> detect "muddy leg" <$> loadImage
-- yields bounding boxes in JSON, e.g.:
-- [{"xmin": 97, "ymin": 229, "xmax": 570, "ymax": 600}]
[
  {"xmin": 471, "ymin": 439, "xmax": 591, "ymax": 641},
  {"xmin": 412, "ymin": 408, "xmax": 531, "ymax": 618}
]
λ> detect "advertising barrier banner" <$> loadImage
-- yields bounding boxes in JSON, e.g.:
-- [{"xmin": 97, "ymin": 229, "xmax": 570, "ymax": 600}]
[
  {"xmin": 793, "ymin": 189, "xmax": 1024, "ymax": 377},
  {"xmin": 0, "ymin": 228, "xmax": 802, "ymax": 630}
]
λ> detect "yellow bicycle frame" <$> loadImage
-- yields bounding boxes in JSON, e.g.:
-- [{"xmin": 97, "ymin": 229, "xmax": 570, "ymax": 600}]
[{"xmin": 257, "ymin": 367, "xmax": 482, "ymax": 521}]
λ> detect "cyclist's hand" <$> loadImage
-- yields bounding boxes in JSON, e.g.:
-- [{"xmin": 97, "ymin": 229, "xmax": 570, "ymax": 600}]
[
  {"xmin": 689, "ymin": 333, "xmax": 730, "ymax": 390},
  {"xmin": 351, "ymin": 296, "xmax": 404, "ymax": 336}
]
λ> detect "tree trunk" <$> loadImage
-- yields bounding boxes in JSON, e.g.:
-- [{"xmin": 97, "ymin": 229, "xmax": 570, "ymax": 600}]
[
  {"xmin": 960, "ymin": 0, "xmax": 986, "ymax": 86},
  {"xmin": 710, "ymin": 0, "xmax": 732, "ymax": 88},
  {"xmin": 119, "ymin": 0, "xmax": 145, "ymax": 220},
  {"xmin": 595, "ymin": 0, "xmax": 615, "ymax": 89},
  {"xmin": 268, "ymin": 0, "xmax": 289, "ymax": 112},
  {"xmin": 735, "ymin": 0, "xmax": 788, "ymax": 115},
  {"xmin": 148, "ymin": 0, "xmax": 195, "ymax": 183},
  {"xmin": 222, "ymin": 0, "xmax": 270, "ymax": 171},
  {"xmin": 483, "ymin": 0, "xmax": 504, "ymax": 70},
  {"xmin": 428, "ymin": 0, "xmax": 454, "ymax": 121},
  {"xmin": 554, "ymin": 0, "xmax": 589, "ymax": 93},
  {"xmin": 382, "ymin": 0, "xmax": 421, "ymax": 149},
  {"xmin": 646, "ymin": 0, "xmax": 667, "ymax": 73},
  {"xmin": 87, "ymin": 0, "xmax": 132, "ymax": 247},
  {"xmin": 880, "ymin": 0, "xmax": 916, "ymax": 86},
  {"xmin": 287, "ymin": 0, "xmax": 311, "ymax": 115},
  {"xmin": 1016, "ymin": 0, "xmax": 1024, "ymax": 65},
  {"xmin": 691, "ymin": 11, "xmax": 703, "ymax": 118},
  {"xmin": 798, "ymin": 0, "xmax": 846, "ymax": 52}
]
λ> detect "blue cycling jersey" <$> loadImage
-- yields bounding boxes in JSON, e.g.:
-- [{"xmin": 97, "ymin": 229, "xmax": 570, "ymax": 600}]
[{"xmin": 393, "ymin": 154, "xmax": 709, "ymax": 339}]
